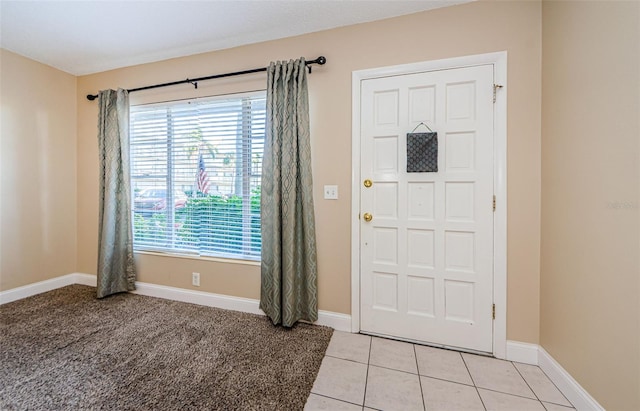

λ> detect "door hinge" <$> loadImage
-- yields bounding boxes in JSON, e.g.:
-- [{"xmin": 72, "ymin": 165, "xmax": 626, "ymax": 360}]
[
  {"xmin": 492, "ymin": 195, "xmax": 496, "ymax": 212},
  {"xmin": 492, "ymin": 303, "xmax": 496, "ymax": 320},
  {"xmin": 493, "ymin": 84, "xmax": 503, "ymax": 103}
]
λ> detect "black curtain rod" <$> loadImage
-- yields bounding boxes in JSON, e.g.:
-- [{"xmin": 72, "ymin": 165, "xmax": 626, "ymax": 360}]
[{"xmin": 86, "ymin": 56, "xmax": 326, "ymax": 101}]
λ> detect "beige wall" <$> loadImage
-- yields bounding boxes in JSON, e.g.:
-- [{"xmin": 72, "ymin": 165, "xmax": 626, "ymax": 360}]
[
  {"xmin": 76, "ymin": 0, "xmax": 542, "ymax": 343},
  {"xmin": 540, "ymin": 1, "xmax": 640, "ymax": 410},
  {"xmin": 5, "ymin": 2, "xmax": 640, "ymax": 406},
  {"xmin": 0, "ymin": 49, "xmax": 78, "ymax": 290}
]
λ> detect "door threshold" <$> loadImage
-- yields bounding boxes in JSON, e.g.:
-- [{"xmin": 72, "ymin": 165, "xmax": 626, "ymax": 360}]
[{"xmin": 359, "ymin": 330, "xmax": 494, "ymax": 358}]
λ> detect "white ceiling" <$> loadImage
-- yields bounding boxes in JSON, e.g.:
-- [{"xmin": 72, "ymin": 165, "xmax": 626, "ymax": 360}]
[{"xmin": 0, "ymin": 0, "xmax": 471, "ymax": 76}]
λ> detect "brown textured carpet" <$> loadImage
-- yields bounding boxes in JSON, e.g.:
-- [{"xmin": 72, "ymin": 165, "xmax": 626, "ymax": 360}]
[{"xmin": 0, "ymin": 285, "xmax": 332, "ymax": 410}]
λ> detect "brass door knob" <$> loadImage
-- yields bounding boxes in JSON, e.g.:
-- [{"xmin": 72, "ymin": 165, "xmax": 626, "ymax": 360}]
[
  {"xmin": 363, "ymin": 213, "xmax": 373, "ymax": 222},
  {"xmin": 364, "ymin": 179, "xmax": 373, "ymax": 188}
]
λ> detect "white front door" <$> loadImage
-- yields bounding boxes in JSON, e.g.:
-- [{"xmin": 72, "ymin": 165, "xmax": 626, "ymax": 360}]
[{"xmin": 359, "ymin": 64, "xmax": 495, "ymax": 353}]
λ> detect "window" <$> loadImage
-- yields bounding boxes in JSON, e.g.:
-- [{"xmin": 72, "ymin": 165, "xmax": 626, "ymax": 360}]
[{"xmin": 130, "ymin": 92, "xmax": 265, "ymax": 260}]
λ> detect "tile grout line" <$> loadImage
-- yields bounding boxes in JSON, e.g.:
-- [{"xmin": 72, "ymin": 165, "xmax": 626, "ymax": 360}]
[
  {"xmin": 542, "ymin": 400, "xmax": 575, "ymax": 409},
  {"xmin": 420, "ymin": 374, "xmax": 480, "ymax": 388},
  {"xmin": 517, "ymin": 362, "xmax": 574, "ymax": 408},
  {"xmin": 512, "ymin": 361, "xmax": 574, "ymax": 409},
  {"xmin": 350, "ymin": 360, "xmax": 421, "ymax": 376},
  {"xmin": 511, "ymin": 360, "xmax": 545, "ymax": 406},
  {"xmin": 476, "ymin": 386, "xmax": 557, "ymax": 403},
  {"xmin": 324, "ymin": 353, "xmax": 370, "ymax": 366},
  {"xmin": 464, "ymin": 354, "xmax": 560, "ymax": 405},
  {"xmin": 413, "ymin": 344, "xmax": 427, "ymax": 411},
  {"xmin": 460, "ymin": 354, "xmax": 478, "ymax": 386},
  {"xmin": 310, "ymin": 392, "xmax": 366, "ymax": 408},
  {"xmin": 541, "ymin": 403, "xmax": 575, "ymax": 411},
  {"xmin": 461, "ymin": 353, "xmax": 488, "ymax": 411},
  {"xmin": 311, "ymin": 334, "xmax": 370, "ymax": 410},
  {"xmin": 361, "ymin": 335, "xmax": 373, "ymax": 409}
]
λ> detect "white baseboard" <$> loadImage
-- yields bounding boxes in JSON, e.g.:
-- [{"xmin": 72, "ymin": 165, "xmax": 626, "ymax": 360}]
[
  {"xmin": 505, "ymin": 341, "xmax": 604, "ymax": 411},
  {"xmin": 506, "ymin": 340, "xmax": 539, "ymax": 365},
  {"xmin": 74, "ymin": 273, "xmax": 97, "ymax": 287},
  {"xmin": 317, "ymin": 310, "xmax": 351, "ymax": 332},
  {"xmin": 131, "ymin": 280, "xmax": 264, "ymax": 315},
  {"xmin": 1, "ymin": 272, "xmax": 351, "ymax": 331},
  {"xmin": 131, "ymin": 280, "xmax": 352, "ymax": 331},
  {"xmin": 0, "ymin": 273, "xmax": 82, "ymax": 304},
  {"xmin": 538, "ymin": 347, "xmax": 604, "ymax": 411}
]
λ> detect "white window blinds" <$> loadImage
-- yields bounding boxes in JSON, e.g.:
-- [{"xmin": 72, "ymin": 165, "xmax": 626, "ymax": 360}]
[{"xmin": 130, "ymin": 92, "xmax": 265, "ymax": 260}]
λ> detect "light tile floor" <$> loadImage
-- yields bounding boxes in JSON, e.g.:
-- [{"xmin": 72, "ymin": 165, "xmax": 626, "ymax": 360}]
[{"xmin": 305, "ymin": 331, "xmax": 575, "ymax": 411}]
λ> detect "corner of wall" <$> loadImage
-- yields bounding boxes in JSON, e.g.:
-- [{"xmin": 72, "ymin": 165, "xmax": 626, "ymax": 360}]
[{"xmin": 0, "ymin": 50, "xmax": 79, "ymax": 290}]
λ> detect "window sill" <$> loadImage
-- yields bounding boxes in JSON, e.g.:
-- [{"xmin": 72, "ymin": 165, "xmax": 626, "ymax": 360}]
[{"xmin": 134, "ymin": 250, "xmax": 261, "ymax": 267}]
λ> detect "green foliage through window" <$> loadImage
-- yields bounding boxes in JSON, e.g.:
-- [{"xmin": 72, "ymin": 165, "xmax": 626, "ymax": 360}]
[{"xmin": 133, "ymin": 189, "xmax": 261, "ymax": 257}]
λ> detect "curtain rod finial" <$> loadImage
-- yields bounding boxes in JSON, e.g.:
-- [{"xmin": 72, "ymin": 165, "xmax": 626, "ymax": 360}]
[{"xmin": 87, "ymin": 94, "xmax": 98, "ymax": 101}]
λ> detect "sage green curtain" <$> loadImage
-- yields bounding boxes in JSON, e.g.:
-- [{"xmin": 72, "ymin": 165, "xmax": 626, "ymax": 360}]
[
  {"xmin": 260, "ymin": 58, "xmax": 318, "ymax": 327},
  {"xmin": 96, "ymin": 89, "xmax": 136, "ymax": 298}
]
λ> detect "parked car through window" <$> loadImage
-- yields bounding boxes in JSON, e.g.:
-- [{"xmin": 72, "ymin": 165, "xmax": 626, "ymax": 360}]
[{"xmin": 133, "ymin": 189, "xmax": 187, "ymax": 213}]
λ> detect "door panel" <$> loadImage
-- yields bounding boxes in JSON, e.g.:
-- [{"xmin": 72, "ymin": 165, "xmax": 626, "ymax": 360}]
[{"xmin": 360, "ymin": 64, "xmax": 494, "ymax": 353}]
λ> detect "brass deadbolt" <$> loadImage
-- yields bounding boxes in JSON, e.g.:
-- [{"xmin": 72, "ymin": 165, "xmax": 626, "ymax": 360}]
[{"xmin": 364, "ymin": 179, "xmax": 373, "ymax": 188}]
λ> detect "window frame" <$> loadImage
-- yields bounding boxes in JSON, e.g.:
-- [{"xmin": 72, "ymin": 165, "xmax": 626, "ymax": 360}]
[{"xmin": 129, "ymin": 90, "xmax": 266, "ymax": 262}]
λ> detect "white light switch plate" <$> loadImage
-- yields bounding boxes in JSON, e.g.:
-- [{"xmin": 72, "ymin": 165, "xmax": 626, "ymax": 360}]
[{"xmin": 324, "ymin": 185, "xmax": 338, "ymax": 200}]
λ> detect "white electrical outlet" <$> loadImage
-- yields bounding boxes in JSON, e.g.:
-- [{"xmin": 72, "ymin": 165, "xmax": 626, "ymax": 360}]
[
  {"xmin": 324, "ymin": 185, "xmax": 338, "ymax": 200},
  {"xmin": 192, "ymin": 272, "xmax": 200, "ymax": 287}
]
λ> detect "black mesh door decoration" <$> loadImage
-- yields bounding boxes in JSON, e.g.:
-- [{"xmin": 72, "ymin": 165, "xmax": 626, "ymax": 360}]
[{"xmin": 407, "ymin": 130, "xmax": 438, "ymax": 172}]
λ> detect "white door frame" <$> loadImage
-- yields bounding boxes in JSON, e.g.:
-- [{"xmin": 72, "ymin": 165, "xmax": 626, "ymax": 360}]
[{"xmin": 351, "ymin": 51, "xmax": 508, "ymax": 359}]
